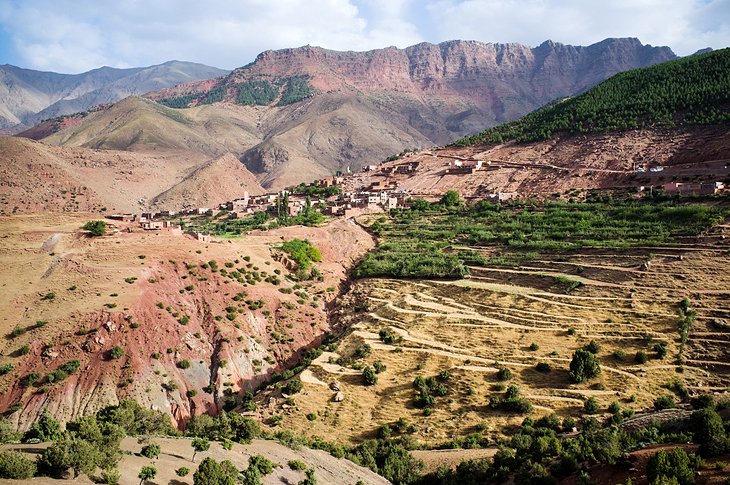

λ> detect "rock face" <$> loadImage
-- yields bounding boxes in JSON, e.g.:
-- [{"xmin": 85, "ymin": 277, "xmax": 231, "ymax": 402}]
[
  {"xmin": 29, "ymin": 38, "xmax": 677, "ymax": 191},
  {"xmin": 155, "ymin": 38, "xmax": 676, "ymax": 144}
]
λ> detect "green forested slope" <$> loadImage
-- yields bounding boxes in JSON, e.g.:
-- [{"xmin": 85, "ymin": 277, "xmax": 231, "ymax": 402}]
[{"xmin": 453, "ymin": 48, "xmax": 730, "ymax": 147}]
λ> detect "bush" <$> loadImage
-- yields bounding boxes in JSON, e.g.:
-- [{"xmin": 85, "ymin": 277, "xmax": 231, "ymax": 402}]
[
  {"xmin": 584, "ymin": 397, "xmax": 600, "ymax": 414},
  {"xmin": 82, "ymin": 220, "xmax": 107, "ymax": 237},
  {"xmin": 535, "ymin": 362, "xmax": 552, "ymax": 373},
  {"xmin": 140, "ymin": 442, "xmax": 160, "ymax": 459},
  {"xmin": 283, "ymin": 379, "xmax": 303, "ymax": 395},
  {"xmin": 585, "ymin": 340, "xmax": 601, "ymax": 354},
  {"xmin": 647, "ymin": 448, "xmax": 698, "ymax": 485},
  {"xmin": 362, "ymin": 366, "xmax": 378, "ymax": 386},
  {"xmin": 635, "ymin": 350, "xmax": 649, "ymax": 364},
  {"xmin": 138, "ymin": 465, "xmax": 156, "ymax": 484},
  {"xmin": 691, "ymin": 408, "xmax": 729, "ymax": 456},
  {"xmin": 177, "ymin": 359, "xmax": 191, "ymax": 369},
  {"xmin": 101, "ymin": 467, "xmax": 121, "ymax": 485},
  {"xmin": 0, "ymin": 450, "xmax": 37, "ymax": 479},
  {"xmin": 654, "ymin": 395, "xmax": 676, "ymax": 411},
  {"xmin": 569, "ymin": 349, "xmax": 601, "ymax": 383},
  {"xmin": 109, "ymin": 346, "xmax": 124, "ymax": 360},
  {"xmin": 496, "ymin": 367, "xmax": 513, "ymax": 381},
  {"xmin": 176, "ymin": 467, "xmax": 190, "ymax": 477},
  {"xmin": 288, "ymin": 459, "xmax": 308, "ymax": 471}
]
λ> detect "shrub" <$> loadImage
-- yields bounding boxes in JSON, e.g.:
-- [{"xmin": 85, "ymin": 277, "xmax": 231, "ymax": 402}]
[
  {"xmin": 691, "ymin": 408, "xmax": 729, "ymax": 456},
  {"xmin": 584, "ymin": 397, "xmax": 599, "ymax": 414},
  {"xmin": 283, "ymin": 379, "xmax": 303, "ymax": 395},
  {"xmin": 177, "ymin": 359, "xmax": 191, "ymax": 369},
  {"xmin": 569, "ymin": 349, "xmax": 601, "ymax": 383},
  {"xmin": 653, "ymin": 342, "xmax": 668, "ymax": 359},
  {"xmin": 109, "ymin": 346, "xmax": 124, "ymax": 360},
  {"xmin": 654, "ymin": 395, "xmax": 676, "ymax": 411},
  {"xmin": 362, "ymin": 366, "xmax": 378, "ymax": 386},
  {"xmin": 176, "ymin": 466, "xmax": 190, "ymax": 477},
  {"xmin": 82, "ymin": 220, "xmax": 107, "ymax": 237},
  {"xmin": 496, "ymin": 367, "xmax": 512, "ymax": 381},
  {"xmin": 585, "ymin": 340, "xmax": 601, "ymax": 354},
  {"xmin": 0, "ymin": 450, "xmax": 37, "ymax": 479},
  {"xmin": 288, "ymin": 459, "xmax": 308, "ymax": 471},
  {"xmin": 138, "ymin": 465, "xmax": 156, "ymax": 484},
  {"xmin": 101, "ymin": 467, "xmax": 121, "ymax": 485},
  {"xmin": 535, "ymin": 362, "xmax": 552, "ymax": 373},
  {"xmin": 140, "ymin": 443, "xmax": 161, "ymax": 459},
  {"xmin": 528, "ymin": 343, "xmax": 540, "ymax": 351},
  {"xmin": 647, "ymin": 448, "xmax": 698, "ymax": 485},
  {"xmin": 635, "ymin": 350, "xmax": 649, "ymax": 364}
]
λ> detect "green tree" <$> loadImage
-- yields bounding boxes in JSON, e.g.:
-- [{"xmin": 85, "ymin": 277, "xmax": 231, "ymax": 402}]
[
  {"xmin": 82, "ymin": 220, "xmax": 107, "ymax": 237},
  {"xmin": 569, "ymin": 349, "xmax": 601, "ymax": 383},
  {"xmin": 690, "ymin": 408, "xmax": 729, "ymax": 456},
  {"xmin": 647, "ymin": 448, "xmax": 696, "ymax": 485},
  {"xmin": 140, "ymin": 442, "xmax": 161, "ymax": 459},
  {"xmin": 0, "ymin": 450, "xmax": 37, "ymax": 479},
  {"xmin": 24, "ymin": 409, "xmax": 62, "ymax": 442},
  {"xmin": 362, "ymin": 366, "xmax": 378, "ymax": 386},
  {"xmin": 138, "ymin": 465, "xmax": 157, "ymax": 485},
  {"xmin": 193, "ymin": 457, "xmax": 239, "ymax": 485},
  {"xmin": 440, "ymin": 190, "xmax": 461, "ymax": 207},
  {"xmin": 191, "ymin": 437, "xmax": 210, "ymax": 462}
]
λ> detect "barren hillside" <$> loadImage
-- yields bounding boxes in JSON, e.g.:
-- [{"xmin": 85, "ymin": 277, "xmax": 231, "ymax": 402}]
[{"xmin": 0, "ymin": 214, "xmax": 373, "ymax": 429}]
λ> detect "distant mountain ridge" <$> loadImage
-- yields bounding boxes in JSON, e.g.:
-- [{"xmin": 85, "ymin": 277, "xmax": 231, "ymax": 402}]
[
  {"xmin": 17, "ymin": 38, "xmax": 679, "ymax": 192},
  {"xmin": 151, "ymin": 38, "xmax": 676, "ymax": 143},
  {"xmin": 0, "ymin": 61, "xmax": 228, "ymax": 132}
]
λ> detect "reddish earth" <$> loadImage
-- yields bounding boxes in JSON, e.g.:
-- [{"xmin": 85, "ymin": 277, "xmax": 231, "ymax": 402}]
[
  {"xmin": 0, "ymin": 213, "xmax": 373, "ymax": 430},
  {"xmin": 342, "ymin": 125, "xmax": 730, "ymax": 199}
]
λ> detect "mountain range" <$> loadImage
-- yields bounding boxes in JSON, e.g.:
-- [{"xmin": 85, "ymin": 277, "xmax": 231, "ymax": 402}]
[
  {"xmin": 0, "ymin": 61, "xmax": 228, "ymax": 132},
  {"xmin": 1, "ymin": 38, "xmax": 680, "ymax": 210}
]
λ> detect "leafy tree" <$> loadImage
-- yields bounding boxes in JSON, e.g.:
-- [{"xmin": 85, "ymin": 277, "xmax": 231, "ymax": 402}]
[
  {"xmin": 192, "ymin": 437, "xmax": 210, "ymax": 461},
  {"xmin": 690, "ymin": 408, "xmax": 729, "ymax": 456},
  {"xmin": 0, "ymin": 450, "xmax": 37, "ymax": 479},
  {"xmin": 584, "ymin": 397, "xmax": 599, "ymax": 414},
  {"xmin": 569, "ymin": 349, "xmax": 601, "ymax": 383},
  {"xmin": 140, "ymin": 442, "xmax": 161, "ymax": 459},
  {"xmin": 82, "ymin": 220, "xmax": 107, "ymax": 237},
  {"xmin": 193, "ymin": 457, "xmax": 239, "ymax": 485},
  {"xmin": 24, "ymin": 409, "xmax": 62, "ymax": 442},
  {"xmin": 138, "ymin": 465, "xmax": 157, "ymax": 485},
  {"xmin": 283, "ymin": 379, "xmax": 303, "ymax": 395},
  {"xmin": 654, "ymin": 395, "xmax": 676, "ymax": 411},
  {"xmin": 109, "ymin": 346, "xmax": 124, "ymax": 360},
  {"xmin": 37, "ymin": 437, "xmax": 99, "ymax": 478},
  {"xmin": 647, "ymin": 448, "xmax": 697, "ymax": 485},
  {"xmin": 439, "ymin": 190, "xmax": 462, "ymax": 208},
  {"xmin": 362, "ymin": 366, "xmax": 378, "ymax": 386}
]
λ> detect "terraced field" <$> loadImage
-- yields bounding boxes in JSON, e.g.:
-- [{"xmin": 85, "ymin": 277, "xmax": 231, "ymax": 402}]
[{"xmin": 257, "ymin": 215, "xmax": 730, "ymax": 448}]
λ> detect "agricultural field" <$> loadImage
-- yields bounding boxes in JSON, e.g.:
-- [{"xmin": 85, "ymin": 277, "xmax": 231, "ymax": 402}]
[{"xmin": 256, "ymin": 198, "xmax": 730, "ymax": 450}]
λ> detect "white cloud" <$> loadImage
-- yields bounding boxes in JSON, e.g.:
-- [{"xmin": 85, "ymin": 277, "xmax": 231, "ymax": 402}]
[
  {"xmin": 426, "ymin": 0, "xmax": 730, "ymax": 55},
  {"xmin": 0, "ymin": 0, "xmax": 424, "ymax": 72},
  {"xmin": 0, "ymin": 0, "xmax": 728, "ymax": 72}
]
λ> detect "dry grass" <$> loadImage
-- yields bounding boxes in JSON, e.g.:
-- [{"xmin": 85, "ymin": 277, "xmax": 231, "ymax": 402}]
[{"xmin": 257, "ymin": 235, "xmax": 730, "ymax": 447}]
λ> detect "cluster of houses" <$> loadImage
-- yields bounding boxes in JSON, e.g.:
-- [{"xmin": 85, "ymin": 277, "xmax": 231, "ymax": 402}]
[{"xmin": 662, "ymin": 181, "xmax": 726, "ymax": 195}]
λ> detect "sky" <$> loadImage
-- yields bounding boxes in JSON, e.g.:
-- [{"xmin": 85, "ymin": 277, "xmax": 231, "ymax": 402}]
[{"xmin": 0, "ymin": 0, "xmax": 728, "ymax": 73}]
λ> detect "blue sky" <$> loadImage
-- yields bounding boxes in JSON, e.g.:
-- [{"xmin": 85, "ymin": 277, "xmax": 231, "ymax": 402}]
[{"xmin": 0, "ymin": 0, "xmax": 728, "ymax": 73}]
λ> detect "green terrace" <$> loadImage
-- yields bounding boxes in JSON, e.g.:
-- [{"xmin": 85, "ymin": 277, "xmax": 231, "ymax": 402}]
[{"xmin": 355, "ymin": 194, "xmax": 728, "ymax": 279}]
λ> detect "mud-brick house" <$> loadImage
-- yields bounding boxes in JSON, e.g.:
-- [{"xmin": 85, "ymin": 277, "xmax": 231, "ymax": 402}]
[
  {"xmin": 663, "ymin": 182, "xmax": 725, "ymax": 195},
  {"xmin": 395, "ymin": 161, "xmax": 420, "ymax": 174}
]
